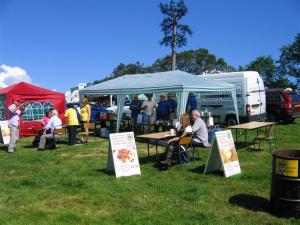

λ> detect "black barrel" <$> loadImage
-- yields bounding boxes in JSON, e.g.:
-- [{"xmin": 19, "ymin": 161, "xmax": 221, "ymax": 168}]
[{"xmin": 271, "ymin": 150, "xmax": 300, "ymax": 218}]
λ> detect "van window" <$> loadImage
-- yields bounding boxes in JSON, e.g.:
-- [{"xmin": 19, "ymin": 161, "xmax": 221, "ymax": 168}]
[{"xmin": 288, "ymin": 93, "xmax": 300, "ymax": 103}]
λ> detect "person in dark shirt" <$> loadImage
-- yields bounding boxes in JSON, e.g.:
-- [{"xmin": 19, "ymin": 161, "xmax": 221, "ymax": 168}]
[
  {"xmin": 167, "ymin": 92, "xmax": 177, "ymax": 120},
  {"xmin": 157, "ymin": 95, "xmax": 170, "ymax": 120},
  {"xmin": 129, "ymin": 95, "xmax": 142, "ymax": 131},
  {"xmin": 186, "ymin": 93, "xmax": 197, "ymax": 114},
  {"xmin": 155, "ymin": 95, "xmax": 171, "ymax": 132}
]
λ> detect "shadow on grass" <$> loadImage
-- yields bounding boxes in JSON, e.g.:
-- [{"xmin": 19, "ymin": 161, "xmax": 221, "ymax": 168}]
[
  {"xmin": 190, "ymin": 165, "xmax": 223, "ymax": 176},
  {"xmin": 23, "ymin": 144, "xmax": 35, "ymax": 149},
  {"xmin": 137, "ymin": 152, "xmax": 168, "ymax": 165},
  {"xmin": 229, "ymin": 194, "xmax": 270, "ymax": 213},
  {"xmin": 95, "ymin": 168, "xmax": 115, "ymax": 176},
  {"xmin": 0, "ymin": 145, "xmax": 7, "ymax": 151},
  {"xmin": 235, "ymin": 142, "xmax": 253, "ymax": 149},
  {"xmin": 247, "ymin": 145, "xmax": 265, "ymax": 152},
  {"xmin": 138, "ymin": 155, "xmax": 158, "ymax": 164},
  {"xmin": 190, "ymin": 164, "xmax": 206, "ymax": 174}
]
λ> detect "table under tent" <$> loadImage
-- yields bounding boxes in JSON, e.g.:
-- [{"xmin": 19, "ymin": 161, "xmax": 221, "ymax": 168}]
[{"xmin": 79, "ymin": 70, "xmax": 239, "ymax": 133}]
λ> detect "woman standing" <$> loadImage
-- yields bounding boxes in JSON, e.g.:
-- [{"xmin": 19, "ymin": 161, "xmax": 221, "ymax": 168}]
[{"xmin": 80, "ymin": 98, "xmax": 91, "ymax": 143}]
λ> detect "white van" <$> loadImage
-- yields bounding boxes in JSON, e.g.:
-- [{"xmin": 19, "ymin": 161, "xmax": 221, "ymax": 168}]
[{"xmin": 197, "ymin": 71, "xmax": 266, "ymax": 126}]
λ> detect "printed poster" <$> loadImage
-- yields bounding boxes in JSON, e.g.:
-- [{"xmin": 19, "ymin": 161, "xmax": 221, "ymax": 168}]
[
  {"xmin": 107, "ymin": 132, "xmax": 141, "ymax": 178},
  {"xmin": 0, "ymin": 120, "xmax": 10, "ymax": 145},
  {"xmin": 217, "ymin": 130, "xmax": 241, "ymax": 177},
  {"xmin": 204, "ymin": 130, "xmax": 241, "ymax": 178}
]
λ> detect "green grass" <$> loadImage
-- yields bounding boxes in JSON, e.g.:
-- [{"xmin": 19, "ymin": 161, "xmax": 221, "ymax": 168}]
[{"xmin": 1, "ymin": 119, "xmax": 300, "ymax": 225}]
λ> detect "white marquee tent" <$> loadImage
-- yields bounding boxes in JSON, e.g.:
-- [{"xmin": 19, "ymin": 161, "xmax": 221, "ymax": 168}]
[{"xmin": 80, "ymin": 70, "xmax": 239, "ymax": 132}]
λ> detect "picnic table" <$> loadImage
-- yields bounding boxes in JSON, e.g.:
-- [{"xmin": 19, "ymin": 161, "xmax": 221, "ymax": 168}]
[
  {"xmin": 228, "ymin": 121, "xmax": 276, "ymax": 146},
  {"xmin": 136, "ymin": 131, "xmax": 176, "ymax": 161}
]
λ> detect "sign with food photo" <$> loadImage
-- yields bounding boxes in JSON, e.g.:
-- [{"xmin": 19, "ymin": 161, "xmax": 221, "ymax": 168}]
[
  {"xmin": 216, "ymin": 130, "xmax": 241, "ymax": 177},
  {"xmin": 108, "ymin": 132, "xmax": 141, "ymax": 178},
  {"xmin": 0, "ymin": 120, "xmax": 10, "ymax": 145},
  {"xmin": 204, "ymin": 130, "xmax": 241, "ymax": 178}
]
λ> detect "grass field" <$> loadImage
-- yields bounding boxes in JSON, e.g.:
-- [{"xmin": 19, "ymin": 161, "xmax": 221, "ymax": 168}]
[{"xmin": 1, "ymin": 119, "xmax": 300, "ymax": 225}]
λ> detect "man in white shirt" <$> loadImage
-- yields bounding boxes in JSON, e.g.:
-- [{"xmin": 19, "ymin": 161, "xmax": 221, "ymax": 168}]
[
  {"xmin": 38, "ymin": 110, "xmax": 62, "ymax": 150},
  {"xmin": 141, "ymin": 94, "xmax": 157, "ymax": 116}
]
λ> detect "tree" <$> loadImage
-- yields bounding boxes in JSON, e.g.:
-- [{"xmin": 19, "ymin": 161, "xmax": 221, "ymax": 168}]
[
  {"xmin": 150, "ymin": 48, "xmax": 235, "ymax": 74},
  {"xmin": 78, "ymin": 48, "xmax": 235, "ymax": 90},
  {"xmin": 159, "ymin": 0, "xmax": 192, "ymax": 70},
  {"xmin": 111, "ymin": 62, "xmax": 146, "ymax": 78},
  {"xmin": 278, "ymin": 33, "xmax": 300, "ymax": 88},
  {"xmin": 243, "ymin": 56, "xmax": 276, "ymax": 87},
  {"xmin": 241, "ymin": 56, "xmax": 295, "ymax": 88}
]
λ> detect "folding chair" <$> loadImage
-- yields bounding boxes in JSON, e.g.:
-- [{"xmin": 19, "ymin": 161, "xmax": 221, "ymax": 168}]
[
  {"xmin": 253, "ymin": 124, "xmax": 277, "ymax": 151},
  {"xmin": 177, "ymin": 136, "xmax": 192, "ymax": 164}
]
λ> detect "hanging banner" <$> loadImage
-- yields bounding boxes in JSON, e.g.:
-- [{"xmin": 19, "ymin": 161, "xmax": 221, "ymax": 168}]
[
  {"xmin": 107, "ymin": 132, "xmax": 141, "ymax": 178},
  {"xmin": 204, "ymin": 130, "xmax": 241, "ymax": 178},
  {"xmin": 0, "ymin": 120, "xmax": 10, "ymax": 145}
]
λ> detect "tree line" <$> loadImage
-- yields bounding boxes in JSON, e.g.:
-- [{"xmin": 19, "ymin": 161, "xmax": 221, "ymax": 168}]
[{"xmin": 87, "ymin": 33, "xmax": 299, "ymax": 90}]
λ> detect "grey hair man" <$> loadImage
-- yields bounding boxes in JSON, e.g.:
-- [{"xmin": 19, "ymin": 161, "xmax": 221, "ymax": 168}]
[
  {"xmin": 38, "ymin": 109, "xmax": 62, "ymax": 150},
  {"xmin": 191, "ymin": 110, "xmax": 209, "ymax": 147}
]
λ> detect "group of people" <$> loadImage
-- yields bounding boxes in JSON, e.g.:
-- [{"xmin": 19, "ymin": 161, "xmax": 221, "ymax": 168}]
[
  {"xmin": 129, "ymin": 93, "xmax": 177, "ymax": 129},
  {"xmin": 129, "ymin": 92, "xmax": 198, "ymax": 130},
  {"xmin": 7, "ymin": 95, "xmax": 207, "ymax": 170},
  {"xmin": 64, "ymin": 98, "xmax": 91, "ymax": 145},
  {"xmin": 129, "ymin": 93, "xmax": 207, "ymax": 169},
  {"xmin": 7, "ymin": 97, "xmax": 92, "ymax": 153}
]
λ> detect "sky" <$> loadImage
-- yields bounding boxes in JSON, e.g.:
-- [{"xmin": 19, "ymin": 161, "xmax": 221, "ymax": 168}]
[{"xmin": 0, "ymin": 0, "xmax": 299, "ymax": 92}]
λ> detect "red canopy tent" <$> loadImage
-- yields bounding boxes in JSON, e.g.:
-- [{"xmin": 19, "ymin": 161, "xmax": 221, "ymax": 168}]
[{"xmin": 0, "ymin": 82, "xmax": 66, "ymax": 136}]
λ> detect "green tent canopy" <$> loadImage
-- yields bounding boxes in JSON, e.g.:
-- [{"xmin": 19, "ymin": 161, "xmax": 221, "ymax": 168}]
[{"xmin": 80, "ymin": 70, "xmax": 238, "ymax": 132}]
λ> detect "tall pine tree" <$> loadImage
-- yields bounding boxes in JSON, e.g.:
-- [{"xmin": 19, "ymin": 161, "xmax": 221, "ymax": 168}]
[{"xmin": 159, "ymin": 0, "xmax": 192, "ymax": 70}]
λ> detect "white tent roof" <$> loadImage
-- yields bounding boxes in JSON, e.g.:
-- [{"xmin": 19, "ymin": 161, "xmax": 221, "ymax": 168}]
[
  {"xmin": 80, "ymin": 70, "xmax": 235, "ymax": 95},
  {"xmin": 79, "ymin": 70, "xmax": 238, "ymax": 132}
]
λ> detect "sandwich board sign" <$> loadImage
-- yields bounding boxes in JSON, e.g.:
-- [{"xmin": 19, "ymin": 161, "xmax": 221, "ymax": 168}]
[
  {"xmin": 0, "ymin": 120, "xmax": 10, "ymax": 145},
  {"xmin": 107, "ymin": 132, "xmax": 141, "ymax": 178},
  {"xmin": 204, "ymin": 130, "xmax": 241, "ymax": 178}
]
